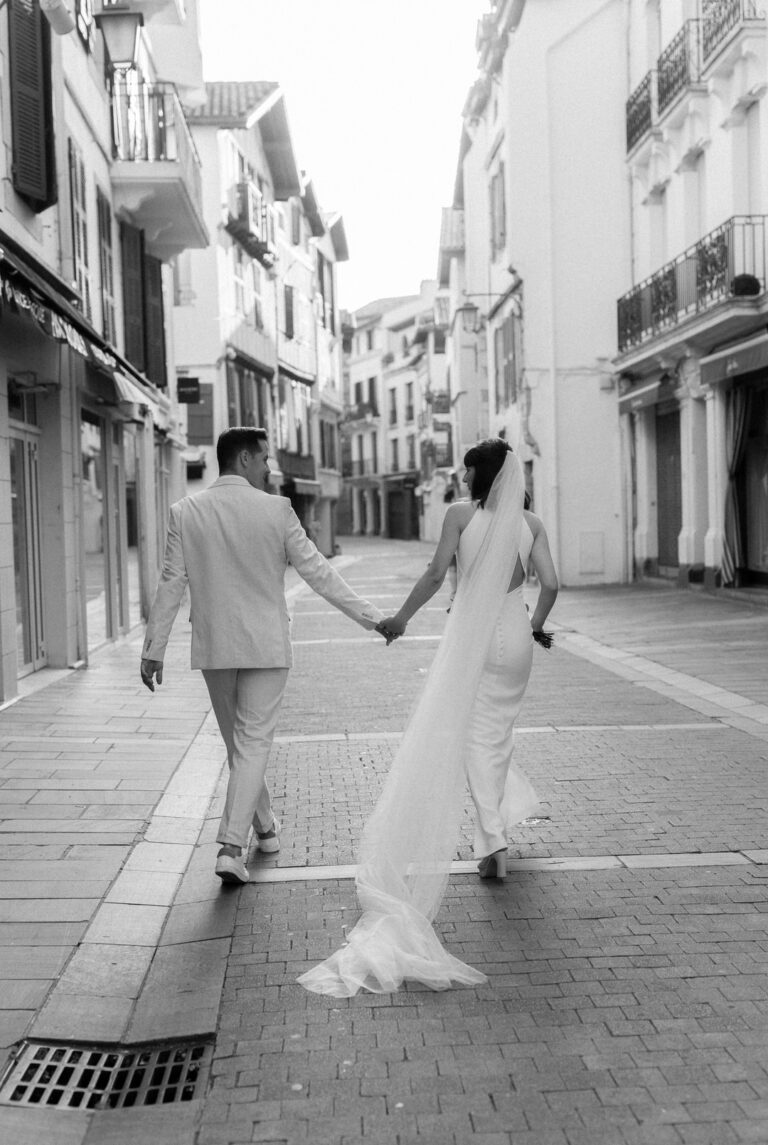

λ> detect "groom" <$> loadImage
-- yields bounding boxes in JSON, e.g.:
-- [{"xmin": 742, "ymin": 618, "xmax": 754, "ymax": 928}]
[{"xmin": 140, "ymin": 426, "xmax": 387, "ymax": 885}]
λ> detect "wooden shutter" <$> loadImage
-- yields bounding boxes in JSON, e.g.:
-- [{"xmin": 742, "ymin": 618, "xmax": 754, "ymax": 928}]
[
  {"xmin": 186, "ymin": 383, "xmax": 213, "ymax": 445},
  {"xmin": 8, "ymin": 0, "xmax": 56, "ymax": 211},
  {"xmin": 68, "ymin": 139, "xmax": 91, "ymax": 319},
  {"xmin": 284, "ymin": 284, "xmax": 294, "ymax": 340},
  {"xmin": 96, "ymin": 189, "xmax": 116, "ymax": 345},
  {"xmin": 143, "ymin": 254, "xmax": 167, "ymax": 387},
  {"xmin": 120, "ymin": 223, "xmax": 146, "ymax": 373}
]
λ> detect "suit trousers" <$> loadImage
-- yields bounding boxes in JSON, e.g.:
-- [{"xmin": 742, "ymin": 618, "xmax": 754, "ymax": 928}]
[
  {"xmin": 202, "ymin": 667, "xmax": 289, "ymax": 849},
  {"xmin": 464, "ymin": 587, "xmax": 538, "ymax": 859}
]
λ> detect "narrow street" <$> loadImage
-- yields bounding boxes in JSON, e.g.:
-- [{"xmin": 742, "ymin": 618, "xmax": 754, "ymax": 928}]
[{"xmin": 1, "ymin": 537, "xmax": 768, "ymax": 1145}]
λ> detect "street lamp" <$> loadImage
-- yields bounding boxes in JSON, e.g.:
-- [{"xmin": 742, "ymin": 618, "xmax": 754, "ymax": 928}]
[
  {"xmin": 94, "ymin": 4, "xmax": 144, "ymax": 69},
  {"xmin": 457, "ymin": 291, "xmax": 522, "ymax": 335}
]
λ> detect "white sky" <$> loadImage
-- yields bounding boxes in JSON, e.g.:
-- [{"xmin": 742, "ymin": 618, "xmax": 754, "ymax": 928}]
[{"xmin": 198, "ymin": 0, "xmax": 489, "ymax": 312}]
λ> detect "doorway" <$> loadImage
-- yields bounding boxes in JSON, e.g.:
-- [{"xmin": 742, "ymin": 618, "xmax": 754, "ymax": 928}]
[
  {"xmin": 10, "ymin": 430, "xmax": 45, "ymax": 676},
  {"xmin": 656, "ymin": 407, "xmax": 682, "ymax": 574}
]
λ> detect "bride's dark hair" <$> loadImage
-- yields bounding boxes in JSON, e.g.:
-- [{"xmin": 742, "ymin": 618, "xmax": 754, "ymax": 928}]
[{"xmin": 464, "ymin": 438, "xmax": 530, "ymax": 509}]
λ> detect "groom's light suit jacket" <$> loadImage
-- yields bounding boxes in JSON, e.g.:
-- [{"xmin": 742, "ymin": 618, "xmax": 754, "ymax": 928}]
[{"xmin": 142, "ymin": 476, "xmax": 383, "ymax": 669}]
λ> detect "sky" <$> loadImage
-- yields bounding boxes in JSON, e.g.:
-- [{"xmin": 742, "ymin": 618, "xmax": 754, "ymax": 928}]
[{"xmin": 198, "ymin": 0, "xmax": 490, "ymax": 312}]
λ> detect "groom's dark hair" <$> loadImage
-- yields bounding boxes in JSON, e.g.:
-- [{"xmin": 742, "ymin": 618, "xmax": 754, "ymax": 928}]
[{"xmin": 217, "ymin": 427, "xmax": 268, "ymax": 473}]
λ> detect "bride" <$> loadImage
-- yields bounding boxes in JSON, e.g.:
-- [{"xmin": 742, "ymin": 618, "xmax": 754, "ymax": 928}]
[{"xmin": 298, "ymin": 440, "xmax": 558, "ymax": 997}]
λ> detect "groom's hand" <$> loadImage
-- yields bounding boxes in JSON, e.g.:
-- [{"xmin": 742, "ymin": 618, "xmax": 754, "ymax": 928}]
[{"xmin": 141, "ymin": 658, "xmax": 164, "ymax": 692}]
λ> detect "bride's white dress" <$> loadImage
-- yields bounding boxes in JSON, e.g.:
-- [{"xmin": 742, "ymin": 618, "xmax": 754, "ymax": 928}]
[{"xmin": 297, "ymin": 454, "xmax": 539, "ymax": 997}]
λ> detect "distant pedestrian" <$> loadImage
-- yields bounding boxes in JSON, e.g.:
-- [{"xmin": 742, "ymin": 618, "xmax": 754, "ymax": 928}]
[
  {"xmin": 140, "ymin": 427, "xmax": 389, "ymax": 885},
  {"xmin": 299, "ymin": 439, "xmax": 557, "ymax": 996}
]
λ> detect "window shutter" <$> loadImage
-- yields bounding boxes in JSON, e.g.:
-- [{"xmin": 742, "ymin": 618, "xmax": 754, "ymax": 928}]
[
  {"xmin": 186, "ymin": 383, "xmax": 213, "ymax": 445},
  {"xmin": 8, "ymin": 0, "xmax": 56, "ymax": 211},
  {"xmin": 120, "ymin": 222, "xmax": 146, "ymax": 373},
  {"xmin": 143, "ymin": 254, "xmax": 167, "ymax": 387},
  {"xmin": 97, "ymin": 188, "xmax": 116, "ymax": 344},
  {"xmin": 284, "ymin": 284, "xmax": 294, "ymax": 340}
]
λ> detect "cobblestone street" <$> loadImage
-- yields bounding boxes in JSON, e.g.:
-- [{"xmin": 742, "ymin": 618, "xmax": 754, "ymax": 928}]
[{"xmin": 1, "ymin": 537, "xmax": 768, "ymax": 1144}]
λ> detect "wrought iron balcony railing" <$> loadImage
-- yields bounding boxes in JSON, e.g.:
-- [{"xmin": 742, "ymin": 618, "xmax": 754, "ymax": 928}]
[
  {"xmin": 112, "ymin": 80, "xmax": 202, "ymax": 206},
  {"xmin": 657, "ymin": 20, "xmax": 702, "ymax": 114},
  {"xmin": 276, "ymin": 449, "xmax": 316, "ymax": 480},
  {"xmin": 617, "ymin": 215, "xmax": 767, "ymax": 353},
  {"xmin": 347, "ymin": 459, "xmax": 378, "ymax": 477},
  {"xmin": 343, "ymin": 401, "xmax": 379, "ymax": 423},
  {"xmin": 702, "ymin": 0, "xmax": 765, "ymax": 65},
  {"xmin": 626, "ymin": 72, "xmax": 655, "ymax": 152}
]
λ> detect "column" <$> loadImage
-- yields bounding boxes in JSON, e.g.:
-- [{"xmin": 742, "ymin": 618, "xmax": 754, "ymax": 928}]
[
  {"xmin": 633, "ymin": 406, "xmax": 658, "ymax": 576},
  {"xmin": 677, "ymin": 385, "xmax": 708, "ymax": 584}
]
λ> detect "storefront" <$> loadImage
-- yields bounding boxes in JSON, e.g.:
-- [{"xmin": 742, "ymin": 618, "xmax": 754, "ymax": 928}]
[
  {"xmin": 700, "ymin": 333, "xmax": 768, "ymax": 587},
  {"xmin": 0, "ymin": 238, "xmax": 169, "ymax": 702}
]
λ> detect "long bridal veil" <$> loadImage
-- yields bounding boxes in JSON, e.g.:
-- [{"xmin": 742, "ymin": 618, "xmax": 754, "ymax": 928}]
[{"xmin": 298, "ymin": 452, "xmax": 526, "ymax": 997}]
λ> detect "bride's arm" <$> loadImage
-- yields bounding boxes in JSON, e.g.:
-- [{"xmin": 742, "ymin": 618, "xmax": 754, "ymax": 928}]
[
  {"xmin": 381, "ymin": 507, "xmax": 465, "ymax": 635},
  {"xmin": 528, "ymin": 520, "xmax": 559, "ymax": 630}
]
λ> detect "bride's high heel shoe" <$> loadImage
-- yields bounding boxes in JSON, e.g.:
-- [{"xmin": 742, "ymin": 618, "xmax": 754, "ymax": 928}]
[{"xmin": 478, "ymin": 848, "xmax": 507, "ymax": 880}]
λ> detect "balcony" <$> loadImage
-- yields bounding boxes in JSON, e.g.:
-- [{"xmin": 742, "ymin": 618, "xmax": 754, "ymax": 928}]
[
  {"xmin": 702, "ymin": 0, "xmax": 766, "ymax": 66},
  {"xmin": 110, "ymin": 79, "xmax": 207, "ymax": 259},
  {"xmin": 225, "ymin": 181, "xmax": 276, "ymax": 269},
  {"xmin": 626, "ymin": 72, "xmax": 656, "ymax": 152},
  {"xmin": 343, "ymin": 400, "xmax": 379, "ymax": 424},
  {"xmin": 343, "ymin": 459, "xmax": 378, "ymax": 478},
  {"xmin": 617, "ymin": 215, "xmax": 767, "ymax": 353},
  {"xmin": 276, "ymin": 449, "xmax": 316, "ymax": 481},
  {"xmin": 657, "ymin": 20, "xmax": 702, "ymax": 114}
]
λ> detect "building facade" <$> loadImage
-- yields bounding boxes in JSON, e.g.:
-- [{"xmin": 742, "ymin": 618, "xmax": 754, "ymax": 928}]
[
  {"xmin": 0, "ymin": 0, "xmax": 207, "ymax": 702},
  {"xmin": 618, "ymin": 0, "xmax": 768, "ymax": 590},
  {"xmin": 177, "ymin": 83, "xmax": 345, "ymax": 555},
  {"xmin": 443, "ymin": 0, "xmax": 630, "ymax": 586},
  {"xmin": 340, "ymin": 284, "xmax": 439, "ymax": 540}
]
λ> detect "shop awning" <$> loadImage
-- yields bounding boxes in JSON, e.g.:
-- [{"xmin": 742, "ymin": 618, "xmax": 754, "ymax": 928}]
[
  {"xmin": 700, "ymin": 332, "xmax": 768, "ymax": 386},
  {"xmin": 618, "ymin": 380, "xmax": 660, "ymax": 414},
  {"xmin": 113, "ymin": 371, "xmax": 162, "ymax": 422}
]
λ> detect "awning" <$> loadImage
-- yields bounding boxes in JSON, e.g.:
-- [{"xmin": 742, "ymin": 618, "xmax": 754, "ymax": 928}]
[
  {"xmin": 700, "ymin": 332, "xmax": 768, "ymax": 386},
  {"xmin": 618, "ymin": 380, "xmax": 660, "ymax": 414},
  {"xmin": 113, "ymin": 371, "xmax": 161, "ymax": 422}
]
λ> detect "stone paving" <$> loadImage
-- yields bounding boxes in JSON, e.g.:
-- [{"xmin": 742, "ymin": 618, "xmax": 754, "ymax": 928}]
[{"xmin": 1, "ymin": 536, "xmax": 768, "ymax": 1144}]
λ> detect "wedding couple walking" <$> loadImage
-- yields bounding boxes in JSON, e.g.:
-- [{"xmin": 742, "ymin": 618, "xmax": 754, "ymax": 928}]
[{"xmin": 140, "ymin": 427, "xmax": 558, "ymax": 998}]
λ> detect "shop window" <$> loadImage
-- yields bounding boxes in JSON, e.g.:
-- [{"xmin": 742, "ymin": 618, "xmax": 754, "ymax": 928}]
[{"xmin": 8, "ymin": 0, "xmax": 57, "ymax": 212}]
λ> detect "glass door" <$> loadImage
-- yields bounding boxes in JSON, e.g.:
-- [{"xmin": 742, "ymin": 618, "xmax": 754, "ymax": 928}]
[{"xmin": 10, "ymin": 433, "xmax": 45, "ymax": 675}]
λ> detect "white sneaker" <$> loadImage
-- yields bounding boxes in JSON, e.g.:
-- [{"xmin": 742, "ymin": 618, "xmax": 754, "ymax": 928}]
[
  {"xmin": 256, "ymin": 817, "xmax": 281, "ymax": 854},
  {"xmin": 215, "ymin": 853, "xmax": 249, "ymax": 884}
]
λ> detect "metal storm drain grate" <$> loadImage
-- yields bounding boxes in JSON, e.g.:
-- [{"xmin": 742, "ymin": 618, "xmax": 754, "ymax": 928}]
[{"xmin": 0, "ymin": 1039, "xmax": 213, "ymax": 1110}]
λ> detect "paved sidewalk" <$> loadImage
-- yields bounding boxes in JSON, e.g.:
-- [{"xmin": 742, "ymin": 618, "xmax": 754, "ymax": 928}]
[{"xmin": 1, "ymin": 536, "xmax": 767, "ymax": 1144}]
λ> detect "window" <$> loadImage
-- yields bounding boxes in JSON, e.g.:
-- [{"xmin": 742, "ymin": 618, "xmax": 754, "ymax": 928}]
[
  {"xmin": 69, "ymin": 138, "xmax": 91, "ymax": 319},
  {"xmin": 354, "ymin": 381, "xmax": 363, "ymax": 405},
  {"xmin": 489, "ymin": 161, "xmax": 506, "ymax": 258},
  {"xmin": 284, "ymin": 284, "xmax": 295, "ymax": 340},
  {"xmin": 368, "ymin": 377, "xmax": 377, "ymax": 404},
  {"xmin": 252, "ymin": 262, "xmax": 263, "ymax": 330},
  {"xmin": 143, "ymin": 254, "xmax": 167, "ymax": 387},
  {"xmin": 75, "ymin": 0, "xmax": 94, "ymax": 51},
  {"xmin": 320, "ymin": 419, "xmax": 337, "ymax": 469},
  {"xmin": 366, "ymin": 329, "xmax": 374, "ymax": 352},
  {"xmin": 494, "ymin": 313, "xmax": 519, "ymax": 409},
  {"xmin": 391, "ymin": 438, "xmax": 400, "ymax": 472},
  {"xmin": 233, "ymin": 245, "xmax": 248, "ymax": 315},
  {"xmin": 407, "ymin": 433, "xmax": 416, "ymax": 469},
  {"xmin": 405, "ymin": 382, "xmax": 414, "ymax": 422},
  {"xmin": 96, "ymin": 188, "xmax": 116, "ymax": 344},
  {"xmin": 317, "ymin": 251, "xmax": 336, "ymax": 333},
  {"xmin": 388, "ymin": 388, "xmax": 398, "ymax": 426},
  {"xmin": 290, "ymin": 201, "xmax": 301, "ymax": 246},
  {"xmin": 8, "ymin": 0, "xmax": 56, "ymax": 212},
  {"xmin": 371, "ymin": 431, "xmax": 378, "ymax": 473},
  {"xmin": 186, "ymin": 382, "xmax": 214, "ymax": 446}
]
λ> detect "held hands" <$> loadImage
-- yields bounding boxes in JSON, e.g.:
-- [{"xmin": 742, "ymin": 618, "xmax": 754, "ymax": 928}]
[
  {"xmin": 375, "ymin": 616, "xmax": 407, "ymax": 646},
  {"xmin": 140, "ymin": 658, "xmax": 164, "ymax": 691}
]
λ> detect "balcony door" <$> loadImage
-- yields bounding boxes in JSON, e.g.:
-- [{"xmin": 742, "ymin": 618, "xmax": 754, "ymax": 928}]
[{"xmin": 656, "ymin": 407, "xmax": 682, "ymax": 574}]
